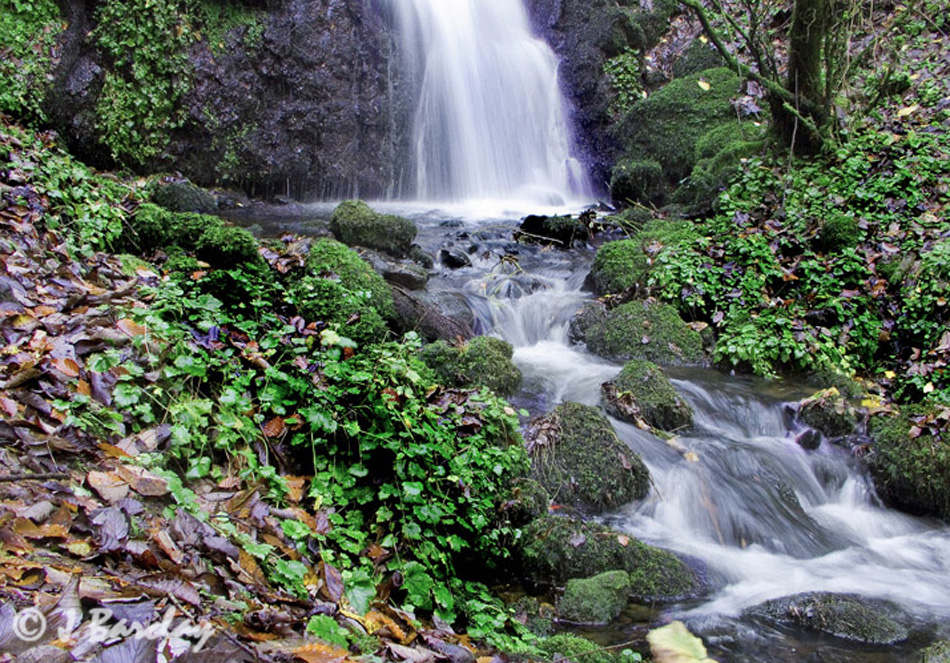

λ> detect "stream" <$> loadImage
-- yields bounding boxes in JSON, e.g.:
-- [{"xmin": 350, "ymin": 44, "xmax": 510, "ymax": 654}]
[{"xmin": 231, "ymin": 201, "xmax": 950, "ymax": 662}]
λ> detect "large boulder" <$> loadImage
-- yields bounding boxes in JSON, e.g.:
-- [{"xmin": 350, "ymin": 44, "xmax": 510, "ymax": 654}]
[
  {"xmin": 419, "ymin": 336, "xmax": 522, "ymax": 397},
  {"xmin": 744, "ymin": 592, "xmax": 909, "ymax": 644},
  {"xmin": 526, "ymin": 402, "xmax": 649, "ymax": 513},
  {"xmin": 867, "ymin": 407, "xmax": 950, "ymax": 521},
  {"xmin": 602, "ymin": 359, "xmax": 692, "ymax": 432},
  {"xmin": 392, "ymin": 289, "xmax": 474, "ymax": 343},
  {"xmin": 329, "ymin": 200, "xmax": 418, "ymax": 258},
  {"xmin": 572, "ymin": 299, "xmax": 704, "ymax": 365},
  {"xmin": 557, "ymin": 570, "xmax": 631, "ymax": 624},
  {"xmin": 518, "ymin": 515, "xmax": 699, "ymax": 601}
]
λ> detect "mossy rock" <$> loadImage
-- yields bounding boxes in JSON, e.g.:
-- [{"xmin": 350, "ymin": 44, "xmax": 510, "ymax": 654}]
[
  {"xmin": 124, "ymin": 203, "xmax": 260, "ymax": 268},
  {"xmin": 305, "ymin": 238, "xmax": 396, "ymax": 322},
  {"xmin": 816, "ymin": 213, "xmax": 863, "ymax": 253},
  {"xmin": 590, "ymin": 220, "xmax": 699, "ymax": 295},
  {"xmin": 672, "ymin": 39, "xmax": 726, "ymax": 78},
  {"xmin": 150, "ymin": 180, "xmax": 217, "ymax": 213},
  {"xmin": 526, "ymin": 402, "xmax": 649, "ymax": 513},
  {"xmin": 673, "ymin": 131, "xmax": 766, "ymax": 214},
  {"xmin": 419, "ymin": 336, "xmax": 522, "ymax": 397},
  {"xmin": 615, "ymin": 67, "xmax": 744, "ymax": 184},
  {"xmin": 509, "ymin": 596, "xmax": 555, "ymax": 637},
  {"xmin": 577, "ymin": 299, "xmax": 704, "ymax": 365},
  {"xmin": 517, "ymin": 214, "xmax": 591, "ymax": 248},
  {"xmin": 539, "ymin": 633, "xmax": 623, "ymax": 663},
  {"xmin": 609, "ymin": 158, "xmax": 666, "ymax": 206},
  {"xmin": 797, "ymin": 387, "xmax": 862, "ymax": 439},
  {"xmin": 920, "ymin": 641, "xmax": 950, "ymax": 663},
  {"xmin": 744, "ymin": 592, "xmax": 909, "ymax": 644},
  {"xmin": 518, "ymin": 515, "xmax": 699, "ymax": 600},
  {"xmin": 867, "ymin": 408, "xmax": 950, "ymax": 521},
  {"xmin": 329, "ymin": 200, "xmax": 417, "ymax": 258},
  {"xmin": 499, "ymin": 478, "xmax": 551, "ymax": 527},
  {"xmin": 603, "ymin": 359, "xmax": 692, "ymax": 431},
  {"xmin": 558, "ymin": 570, "xmax": 631, "ymax": 624}
]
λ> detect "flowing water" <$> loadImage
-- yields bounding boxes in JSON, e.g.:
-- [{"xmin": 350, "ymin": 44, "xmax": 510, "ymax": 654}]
[
  {"xmin": 390, "ymin": 0, "xmax": 591, "ymax": 203},
  {"xmin": 383, "ymin": 207, "xmax": 950, "ymax": 662}
]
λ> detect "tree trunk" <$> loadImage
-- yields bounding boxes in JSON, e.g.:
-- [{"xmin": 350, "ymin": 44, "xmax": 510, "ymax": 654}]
[{"xmin": 775, "ymin": 0, "xmax": 829, "ymax": 151}]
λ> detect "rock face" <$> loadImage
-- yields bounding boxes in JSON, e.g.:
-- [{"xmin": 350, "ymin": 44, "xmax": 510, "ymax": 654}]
[
  {"xmin": 42, "ymin": 0, "xmax": 408, "ymax": 200},
  {"xmin": 525, "ymin": 402, "xmax": 650, "ymax": 513}
]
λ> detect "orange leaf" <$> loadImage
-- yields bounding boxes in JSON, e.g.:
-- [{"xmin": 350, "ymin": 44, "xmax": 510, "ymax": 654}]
[
  {"xmin": 285, "ymin": 476, "xmax": 308, "ymax": 504},
  {"xmin": 117, "ymin": 318, "xmax": 147, "ymax": 337},
  {"xmin": 294, "ymin": 642, "xmax": 350, "ymax": 663},
  {"xmin": 263, "ymin": 416, "xmax": 286, "ymax": 438},
  {"xmin": 51, "ymin": 357, "xmax": 80, "ymax": 378},
  {"xmin": 87, "ymin": 470, "xmax": 130, "ymax": 503}
]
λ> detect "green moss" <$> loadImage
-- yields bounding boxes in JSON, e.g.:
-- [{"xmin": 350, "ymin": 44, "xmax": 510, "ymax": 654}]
[
  {"xmin": 519, "ymin": 515, "xmax": 698, "ymax": 600},
  {"xmin": 609, "ymin": 158, "xmax": 665, "ymax": 205},
  {"xmin": 581, "ymin": 300, "xmax": 704, "ymax": 364},
  {"xmin": 816, "ymin": 213, "xmax": 863, "ymax": 253},
  {"xmin": 528, "ymin": 402, "xmax": 650, "ymax": 512},
  {"xmin": 151, "ymin": 180, "xmax": 217, "ymax": 213},
  {"xmin": 672, "ymin": 40, "xmax": 726, "ymax": 78},
  {"xmin": 920, "ymin": 641, "xmax": 950, "ymax": 663},
  {"xmin": 499, "ymin": 478, "xmax": 551, "ymax": 527},
  {"xmin": 419, "ymin": 336, "xmax": 522, "ymax": 397},
  {"xmin": 306, "ymin": 238, "xmax": 396, "ymax": 322},
  {"xmin": 591, "ymin": 220, "xmax": 699, "ymax": 295},
  {"xmin": 868, "ymin": 408, "xmax": 950, "ymax": 521},
  {"xmin": 0, "ymin": 0, "xmax": 62, "ymax": 120},
  {"xmin": 196, "ymin": 224, "xmax": 262, "ymax": 267},
  {"xmin": 558, "ymin": 570, "xmax": 631, "ymax": 624},
  {"xmin": 797, "ymin": 387, "xmax": 861, "ymax": 438},
  {"xmin": 604, "ymin": 359, "xmax": 693, "ymax": 431},
  {"xmin": 330, "ymin": 200, "xmax": 417, "ymax": 257},
  {"xmin": 293, "ymin": 276, "xmax": 389, "ymax": 347},
  {"xmin": 539, "ymin": 633, "xmax": 623, "ymax": 663}
]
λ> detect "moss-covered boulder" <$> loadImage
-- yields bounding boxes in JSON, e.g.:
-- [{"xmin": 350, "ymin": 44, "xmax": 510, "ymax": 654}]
[
  {"xmin": 526, "ymin": 402, "xmax": 649, "ymax": 513},
  {"xmin": 920, "ymin": 641, "xmax": 950, "ymax": 663},
  {"xmin": 419, "ymin": 336, "xmax": 522, "ymax": 397},
  {"xmin": 816, "ymin": 213, "xmax": 863, "ymax": 253},
  {"xmin": 744, "ymin": 592, "xmax": 909, "ymax": 644},
  {"xmin": 590, "ymin": 220, "xmax": 700, "ymax": 295},
  {"xmin": 499, "ymin": 478, "xmax": 551, "ymax": 527},
  {"xmin": 329, "ymin": 200, "xmax": 417, "ymax": 258},
  {"xmin": 609, "ymin": 159, "xmax": 666, "ymax": 206},
  {"xmin": 867, "ymin": 408, "xmax": 950, "ymax": 521},
  {"xmin": 574, "ymin": 299, "xmax": 704, "ymax": 365},
  {"xmin": 305, "ymin": 239, "xmax": 396, "ymax": 321},
  {"xmin": 603, "ymin": 359, "xmax": 692, "ymax": 431},
  {"xmin": 123, "ymin": 203, "xmax": 261, "ymax": 268},
  {"xmin": 516, "ymin": 214, "xmax": 592, "ymax": 248},
  {"xmin": 797, "ymin": 387, "xmax": 862, "ymax": 439},
  {"xmin": 150, "ymin": 180, "xmax": 217, "ymax": 214},
  {"xmin": 558, "ymin": 570, "xmax": 632, "ymax": 624},
  {"xmin": 518, "ymin": 515, "xmax": 699, "ymax": 600}
]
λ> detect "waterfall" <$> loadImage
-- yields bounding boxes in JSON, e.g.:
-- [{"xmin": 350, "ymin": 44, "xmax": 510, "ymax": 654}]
[{"xmin": 391, "ymin": 0, "xmax": 591, "ymax": 203}]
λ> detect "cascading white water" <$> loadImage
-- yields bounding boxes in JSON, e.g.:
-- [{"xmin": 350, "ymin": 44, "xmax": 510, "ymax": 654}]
[{"xmin": 391, "ymin": 0, "xmax": 591, "ymax": 203}]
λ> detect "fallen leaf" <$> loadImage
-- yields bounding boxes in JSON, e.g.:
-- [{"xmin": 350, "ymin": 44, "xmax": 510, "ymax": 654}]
[
  {"xmin": 647, "ymin": 621, "xmax": 718, "ymax": 663},
  {"xmin": 116, "ymin": 465, "xmax": 168, "ymax": 497},
  {"xmin": 294, "ymin": 642, "xmax": 350, "ymax": 663},
  {"xmin": 896, "ymin": 104, "xmax": 919, "ymax": 117},
  {"xmin": 88, "ymin": 470, "xmax": 130, "ymax": 503},
  {"xmin": 51, "ymin": 357, "xmax": 80, "ymax": 378},
  {"xmin": 117, "ymin": 318, "xmax": 147, "ymax": 337},
  {"xmin": 697, "ymin": 80, "xmax": 711, "ymax": 91},
  {"xmin": 263, "ymin": 416, "xmax": 286, "ymax": 438}
]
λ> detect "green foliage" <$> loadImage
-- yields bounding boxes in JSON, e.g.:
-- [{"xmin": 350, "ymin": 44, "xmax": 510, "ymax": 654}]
[
  {"xmin": 304, "ymin": 238, "xmax": 397, "ymax": 321},
  {"xmin": 604, "ymin": 48, "xmax": 642, "ymax": 118},
  {"xmin": 539, "ymin": 633, "xmax": 626, "ymax": 663},
  {"xmin": 0, "ymin": 0, "xmax": 62, "ymax": 120},
  {"xmin": 591, "ymin": 219, "xmax": 699, "ymax": 295}
]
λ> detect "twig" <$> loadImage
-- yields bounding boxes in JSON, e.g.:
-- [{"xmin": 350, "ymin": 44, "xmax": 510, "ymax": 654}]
[{"xmin": 0, "ymin": 472, "xmax": 69, "ymax": 482}]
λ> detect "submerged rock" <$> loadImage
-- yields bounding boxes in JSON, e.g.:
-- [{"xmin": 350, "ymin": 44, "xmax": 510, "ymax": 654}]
[
  {"xmin": 517, "ymin": 515, "xmax": 699, "ymax": 601},
  {"xmin": 602, "ymin": 359, "xmax": 692, "ymax": 432},
  {"xmin": 526, "ymin": 401, "xmax": 649, "ymax": 513},
  {"xmin": 572, "ymin": 299, "xmax": 704, "ymax": 365},
  {"xmin": 557, "ymin": 570, "xmax": 631, "ymax": 624},
  {"xmin": 797, "ymin": 387, "xmax": 863, "ymax": 439},
  {"xmin": 744, "ymin": 592, "xmax": 909, "ymax": 644}
]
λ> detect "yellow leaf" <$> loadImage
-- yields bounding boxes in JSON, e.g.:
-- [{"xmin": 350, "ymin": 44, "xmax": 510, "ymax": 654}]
[
  {"xmin": 684, "ymin": 451, "xmax": 700, "ymax": 463},
  {"xmin": 897, "ymin": 104, "xmax": 919, "ymax": 117},
  {"xmin": 697, "ymin": 80, "xmax": 711, "ymax": 91},
  {"xmin": 884, "ymin": 370, "xmax": 896, "ymax": 379},
  {"xmin": 923, "ymin": 382, "xmax": 935, "ymax": 394},
  {"xmin": 648, "ymin": 621, "xmax": 718, "ymax": 663}
]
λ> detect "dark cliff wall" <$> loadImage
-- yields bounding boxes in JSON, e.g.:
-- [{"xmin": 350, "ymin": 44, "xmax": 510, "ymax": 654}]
[{"xmin": 43, "ymin": 0, "xmax": 408, "ymax": 200}]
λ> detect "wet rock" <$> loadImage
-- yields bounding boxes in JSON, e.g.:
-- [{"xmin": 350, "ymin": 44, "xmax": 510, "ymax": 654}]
[
  {"xmin": 744, "ymin": 592, "xmax": 909, "ymax": 644},
  {"xmin": 795, "ymin": 428, "xmax": 822, "ymax": 451},
  {"xmin": 602, "ymin": 359, "xmax": 692, "ymax": 432},
  {"xmin": 525, "ymin": 402, "xmax": 650, "ymax": 513},
  {"xmin": 392, "ymin": 288, "xmax": 474, "ymax": 342},
  {"xmin": 920, "ymin": 640, "xmax": 950, "ymax": 663},
  {"xmin": 418, "ymin": 336, "xmax": 522, "ymax": 397},
  {"xmin": 558, "ymin": 570, "xmax": 631, "ymax": 624},
  {"xmin": 362, "ymin": 249, "xmax": 429, "ymax": 290},
  {"xmin": 517, "ymin": 515, "xmax": 700, "ymax": 600},
  {"xmin": 797, "ymin": 387, "xmax": 863, "ymax": 438},
  {"xmin": 515, "ymin": 214, "xmax": 591, "ymax": 248},
  {"xmin": 150, "ymin": 180, "xmax": 218, "ymax": 214},
  {"xmin": 573, "ymin": 299, "xmax": 704, "ymax": 365},
  {"xmin": 439, "ymin": 247, "xmax": 472, "ymax": 269},
  {"xmin": 330, "ymin": 200, "xmax": 417, "ymax": 258}
]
